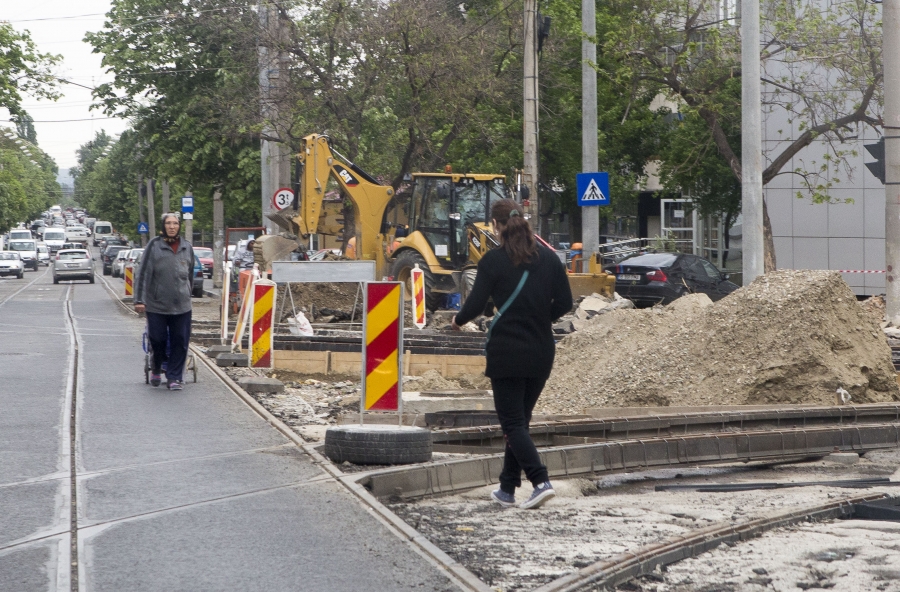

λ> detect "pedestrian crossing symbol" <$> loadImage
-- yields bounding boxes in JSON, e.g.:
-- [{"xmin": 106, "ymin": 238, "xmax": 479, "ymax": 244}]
[{"xmin": 576, "ymin": 172, "xmax": 610, "ymax": 206}]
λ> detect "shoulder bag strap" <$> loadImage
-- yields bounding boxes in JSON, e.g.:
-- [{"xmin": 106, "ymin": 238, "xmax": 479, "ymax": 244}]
[{"xmin": 485, "ymin": 270, "xmax": 529, "ymax": 348}]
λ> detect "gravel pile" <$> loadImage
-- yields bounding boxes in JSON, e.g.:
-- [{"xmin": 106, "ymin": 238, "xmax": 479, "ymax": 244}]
[{"xmin": 540, "ymin": 270, "xmax": 900, "ymax": 414}]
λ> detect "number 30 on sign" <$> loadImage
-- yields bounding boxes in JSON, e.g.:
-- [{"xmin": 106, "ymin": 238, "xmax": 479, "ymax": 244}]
[{"xmin": 272, "ymin": 187, "xmax": 294, "ymax": 211}]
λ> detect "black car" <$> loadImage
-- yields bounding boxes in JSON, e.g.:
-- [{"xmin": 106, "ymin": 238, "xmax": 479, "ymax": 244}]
[
  {"xmin": 101, "ymin": 245, "xmax": 128, "ymax": 275},
  {"xmin": 605, "ymin": 252, "xmax": 739, "ymax": 307}
]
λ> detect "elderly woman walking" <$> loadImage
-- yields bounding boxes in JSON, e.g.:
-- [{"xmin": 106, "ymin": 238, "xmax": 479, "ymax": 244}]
[
  {"xmin": 452, "ymin": 199, "xmax": 573, "ymax": 509},
  {"xmin": 134, "ymin": 213, "xmax": 195, "ymax": 391}
]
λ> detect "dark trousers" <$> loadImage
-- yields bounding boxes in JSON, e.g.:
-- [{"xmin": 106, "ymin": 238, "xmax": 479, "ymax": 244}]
[
  {"xmin": 491, "ymin": 375, "xmax": 550, "ymax": 493},
  {"xmin": 146, "ymin": 311, "xmax": 192, "ymax": 382}
]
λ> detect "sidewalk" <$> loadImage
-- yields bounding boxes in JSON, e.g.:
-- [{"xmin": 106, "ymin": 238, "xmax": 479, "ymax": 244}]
[{"xmin": 3, "ymin": 284, "xmax": 457, "ymax": 591}]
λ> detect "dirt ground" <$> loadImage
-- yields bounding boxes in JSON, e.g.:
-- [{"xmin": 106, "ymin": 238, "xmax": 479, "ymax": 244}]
[{"xmin": 539, "ymin": 270, "xmax": 899, "ymax": 415}]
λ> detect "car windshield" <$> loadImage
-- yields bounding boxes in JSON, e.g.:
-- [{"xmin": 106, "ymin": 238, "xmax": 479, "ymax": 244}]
[
  {"xmin": 9, "ymin": 241, "xmax": 34, "ymax": 251},
  {"xmin": 195, "ymin": 248, "xmax": 213, "ymax": 257},
  {"xmin": 58, "ymin": 251, "xmax": 88, "ymax": 260},
  {"xmin": 44, "ymin": 232, "xmax": 66, "ymax": 240},
  {"xmin": 0, "ymin": 252, "xmax": 20, "ymax": 260}
]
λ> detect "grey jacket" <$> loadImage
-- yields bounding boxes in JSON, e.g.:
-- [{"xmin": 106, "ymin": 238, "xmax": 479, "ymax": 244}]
[{"xmin": 134, "ymin": 236, "xmax": 194, "ymax": 314}]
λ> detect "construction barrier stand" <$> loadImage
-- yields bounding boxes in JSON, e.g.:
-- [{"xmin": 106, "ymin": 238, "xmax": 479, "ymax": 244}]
[
  {"xmin": 361, "ymin": 282, "xmax": 404, "ymax": 413},
  {"xmin": 251, "ymin": 279, "xmax": 276, "ymax": 368},
  {"xmin": 124, "ymin": 265, "xmax": 133, "ymax": 297},
  {"xmin": 411, "ymin": 264, "xmax": 426, "ymax": 329}
]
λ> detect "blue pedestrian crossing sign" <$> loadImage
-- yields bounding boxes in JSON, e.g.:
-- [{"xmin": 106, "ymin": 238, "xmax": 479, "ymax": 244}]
[
  {"xmin": 576, "ymin": 172, "xmax": 610, "ymax": 206},
  {"xmin": 137, "ymin": 222, "xmax": 149, "ymax": 234}
]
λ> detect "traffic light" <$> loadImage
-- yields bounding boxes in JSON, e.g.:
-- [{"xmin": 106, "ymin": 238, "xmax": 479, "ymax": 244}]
[{"xmin": 865, "ymin": 137, "xmax": 885, "ymax": 184}]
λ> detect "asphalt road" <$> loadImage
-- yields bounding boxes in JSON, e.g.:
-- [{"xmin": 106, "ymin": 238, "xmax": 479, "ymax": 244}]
[{"xmin": 0, "ymin": 264, "xmax": 456, "ymax": 592}]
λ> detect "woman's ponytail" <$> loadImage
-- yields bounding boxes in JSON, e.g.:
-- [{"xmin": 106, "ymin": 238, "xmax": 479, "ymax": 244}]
[{"xmin": 491, "ymin": 199, "xmax": 537, "ymax": 267}]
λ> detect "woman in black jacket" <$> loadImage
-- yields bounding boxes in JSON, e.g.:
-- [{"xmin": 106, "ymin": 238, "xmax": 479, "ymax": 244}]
[{"xmin": 452, "ymin": 199, "xmax": 573, "ymax": 509}]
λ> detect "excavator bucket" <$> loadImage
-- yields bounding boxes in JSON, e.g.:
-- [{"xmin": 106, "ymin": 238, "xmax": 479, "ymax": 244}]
[{"xmin": 267, "ymin": 209, "xmax": 304, "ymax": 237}]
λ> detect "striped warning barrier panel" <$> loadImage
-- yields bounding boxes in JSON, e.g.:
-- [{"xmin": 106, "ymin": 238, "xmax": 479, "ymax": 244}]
[
  {"xmin": 124, "ymin": 265, "xmax": 134, "ymax": 297},
  {"xmin": 837, "ymin": 270, "xmax": 885, "ymax": 273},
  {"xmin": 362, "ymin": 282, "xmax": 404, "ymax": 413},
  {"xmin": 411, "ymin": 264, "xmax": 426, "ymax": 329},
  {"xmin": 251, "ymin": 279, "xmax": 276, "ymax": 368}
]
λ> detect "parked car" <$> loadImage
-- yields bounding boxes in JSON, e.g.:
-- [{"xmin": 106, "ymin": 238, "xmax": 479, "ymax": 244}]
[
  {"xmin": 6, "ymin": 239, "xmax": 38, "ymax": 270},
  {"xmin": 36, "ymin": 243, "xmax": 50, "ymax": 266},
  {"xmin": 194, "ymin": 247, "xmax": 214, "ymax": 278},
  {"xmin": 0, "ymin": 251, "xmax": 25, "ymax": 278},
  {"xmin": 99, "ymin": 237, "xmax": 128, "ymax": 252},
  {"xmin": 605, "ymin": 252, "xmax": 739, "ymax": 307},
  {"xmin": 53, "ymin": 249, "xmax": 94, "ymax": 284},
  {"xmin": 112, "ymin": 249, "xmax": 131, "ymax": 278},
  {"xmin": 192, "ymin": 254, "xmax": 204, "ymax": 298},
  {"xmin": 101, "ymin": 245, "xmax": 128, "ymax": 275}
]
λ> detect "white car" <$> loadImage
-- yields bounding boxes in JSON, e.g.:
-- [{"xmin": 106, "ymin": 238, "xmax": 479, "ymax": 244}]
[
  {"xmin": 42, "ymin": 228, "xmax": 67, "ymax": 253},
  {"xmin": 0, "ymin": 252, "xmax": 24, "ymax": 278},
  {"xmin": 65, "ymin": 225, "xmax": 89, "ymax": 245},
  {"xmin": 36, "ymin": 243, "xmax": 50, "ymax": 266},
  {"xmin": 111, "ymin": 249, "xmax": 131, "ymax": 278},
  {"xmin": 6, "ymin": 239, "xmax": 38, "ymax": 270}
]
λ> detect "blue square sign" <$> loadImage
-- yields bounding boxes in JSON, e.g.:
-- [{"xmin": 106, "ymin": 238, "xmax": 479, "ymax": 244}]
[{"xmin": 576, "ymin": 172, "xmax": 610, "ymax": 206}]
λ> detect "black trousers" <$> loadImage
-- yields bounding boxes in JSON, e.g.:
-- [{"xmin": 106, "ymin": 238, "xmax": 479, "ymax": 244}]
[
  {"xmin": 146, "ymin": 311, "xmax": 192, "ymax": 382},
  {"xmin": 491, "ymin": 375, "xmax": 550, "ymax": 493}
]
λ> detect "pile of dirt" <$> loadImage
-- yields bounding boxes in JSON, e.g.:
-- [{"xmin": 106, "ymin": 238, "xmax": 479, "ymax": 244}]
[
  {"xmin": 276, "ymin": 283, "xmax": 362, "ymax": 323},
  {"xmin": 402, "ymin": 369, "xmax": 492, "ymax": 391},
  {"xmin": 540, "ymin": 270, "xmax": 899, "ymax": 414}
]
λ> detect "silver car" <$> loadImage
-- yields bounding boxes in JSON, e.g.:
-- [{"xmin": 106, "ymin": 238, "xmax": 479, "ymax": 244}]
[
  {"xmin": 53, "ymin": 249, "xmax": 94, "ymax": 284},
  {"xmin": 0, "ymin": 252, "xmax": 25, "ymax": 279},
  {"xmin": 112, "ymin": 249, "xmax": 131, "ymax": 278}
]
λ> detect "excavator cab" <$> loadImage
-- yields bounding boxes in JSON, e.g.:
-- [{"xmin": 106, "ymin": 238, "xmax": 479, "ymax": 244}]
[{"xmin": 408, "ymin": 173, "xmax": 507, "ymax": 268}]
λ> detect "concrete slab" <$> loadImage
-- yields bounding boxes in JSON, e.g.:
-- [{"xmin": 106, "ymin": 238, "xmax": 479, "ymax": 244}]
[
  {"xmin": 237, "ymin": 376, "xmax": 284, "ymax": 393},
  {"xmin": 216, "ymin": 353, "xmax": 249, "ymax": 367},
  {"xmin": 0, "ymin": 545, "xmax": 53, "ymax": 592},
  {"xmin": 205, "ymin": 345, "xmax": 232, "ymax": 358}
]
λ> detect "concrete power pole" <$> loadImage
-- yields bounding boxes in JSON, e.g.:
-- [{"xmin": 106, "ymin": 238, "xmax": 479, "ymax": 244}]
[
  {"xmin": 258, "ymin": 1, "xmax": 291, "ymax": 236},
  {"xmin": 138, "ymin": 175, "xmax": 147, "ymax": 247},
  {"xmin": 885, "ymin": 0, "xmax": 900, "ymax": 323},
  {"xmin": 213, "ymin": 187, "xmax": 225, "ymax": 289},
  {"xmin": 161, "ymin": 179, "xmax": 170, "ymax": 214},
  {"xmin": 523, "ymin": 0, "xmax": 539, "ymax": 231},
  {"xmin": 146, "ymin": 178, "xmax": 157, "ymax": 238},
  {"xmin": 183, "ymin": 190, "xmax": 193, "ymax": 245},
  {"xmin": 581, "ymin": 0, "xmax": 599, "ymax": 256},
  {"xmin": 741, "ymin": 0, "xmax": 764, "ymax": 285}
]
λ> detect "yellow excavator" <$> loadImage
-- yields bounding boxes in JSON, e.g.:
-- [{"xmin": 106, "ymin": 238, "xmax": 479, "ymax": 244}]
[{"xmin": 269, "ymin": 133, "xmax": 614, "ymax": 310}]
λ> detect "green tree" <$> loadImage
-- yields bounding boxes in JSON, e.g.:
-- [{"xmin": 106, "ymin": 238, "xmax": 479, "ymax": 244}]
[
  {"xmin": 603, "ymin": 0, "xmax": 881, "ymax": 269},
  {"xmin": 0, "ymin": 22, "xmax": 61, "ymax": 115}
]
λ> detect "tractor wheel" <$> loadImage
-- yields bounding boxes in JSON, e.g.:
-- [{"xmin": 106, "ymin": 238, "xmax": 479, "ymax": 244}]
[
  {"xmin": 459, "ymin": 268, "xmax": 478, "ymax": 306},
  {"xmin": 390, "ymin": 250, "xmax": 440, "ymax": 311}
]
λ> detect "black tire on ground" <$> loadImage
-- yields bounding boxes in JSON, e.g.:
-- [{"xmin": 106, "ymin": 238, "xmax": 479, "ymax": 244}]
[
  {"xmin": 17, "ymin": 272, "xmax": 23, "ymax": 279},
  {"xmin": 390, "ymin": 250, "xmax": 440, "ymax": 312},
  {"xmin": 53, "ymin": 276, "xmax": 59, "ymax": 284},
  {"xmin": 323, "ymin": 425, "xmax": 433, "ymax": 465},
  {"xmin": 459, "ymin": 268, "xmax": 477, "ymax": 306},
  {"xmin": 89, "ymin": 275, "xmax": 95, "ymax": 284},
  {"xmin": 192, "ymin": 284, "xmax": 203, "ymax": 298},
  {"xmin": 103, "ymin": 267, "xmax": 111, "ymax": 276}
]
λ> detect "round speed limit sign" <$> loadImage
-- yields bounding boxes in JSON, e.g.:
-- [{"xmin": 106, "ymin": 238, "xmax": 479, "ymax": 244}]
[{"xmin": 272, "ymin": 187, "xmax": 294, "ymax": 211}]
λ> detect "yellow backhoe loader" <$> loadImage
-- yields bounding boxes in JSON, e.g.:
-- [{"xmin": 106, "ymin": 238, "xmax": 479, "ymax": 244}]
[{"xmin": 268, "ymin": 133, "xmax": 613, "ymax": 311}]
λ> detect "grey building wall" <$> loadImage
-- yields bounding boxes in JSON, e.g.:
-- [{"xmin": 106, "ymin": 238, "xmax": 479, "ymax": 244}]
[{"xmin": 764, "ymin": 103, "xmax": 885, "ymax": 296}]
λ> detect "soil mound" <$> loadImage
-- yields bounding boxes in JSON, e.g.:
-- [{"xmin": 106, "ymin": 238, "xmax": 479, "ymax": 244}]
[{"xmin": 540, "ymin": 270, "xmax": 899, "ymax": 414}]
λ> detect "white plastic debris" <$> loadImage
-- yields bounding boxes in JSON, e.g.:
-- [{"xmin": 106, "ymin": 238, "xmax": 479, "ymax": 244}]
[
  {"xmin": 287, "ymin": 311, "xmax": 314, "ymax": 336},
  {"xmin": 836, "ymin": 387, "xmax": 851, "ymax": 404}
]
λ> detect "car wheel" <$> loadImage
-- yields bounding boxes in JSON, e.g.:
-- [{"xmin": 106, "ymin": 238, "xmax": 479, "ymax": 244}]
[
  {"xmin": 89, "ymin": 275, "xmax": 95, "ymax": 284},
  {"xmin": 103, "ymin": 267, "xmax": 110, "ymax": 276},
  {"xmin": 53, "ymin": 276, "xmax": 59, "ymax": 284},
  {"xmin": 390, "ymin": 250, "xmax": 439, "ymax": 311},
  {"xmin": 192, "ymin": 284, "xmax": 203, "ymax": 298},
  {"xmin": 17, "ymin": 272, "xmax": 23, "ymax": 279}
]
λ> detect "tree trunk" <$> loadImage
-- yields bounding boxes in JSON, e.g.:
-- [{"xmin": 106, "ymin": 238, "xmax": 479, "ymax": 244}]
[{"xmin": 763, "ymin": 197, "xmax": 776, "ymax": 272}]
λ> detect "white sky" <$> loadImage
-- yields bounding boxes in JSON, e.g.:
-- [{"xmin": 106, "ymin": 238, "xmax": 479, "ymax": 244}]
[{"xmin": 4, "ymin": 0, "xmax": 129, "ymax": 173}]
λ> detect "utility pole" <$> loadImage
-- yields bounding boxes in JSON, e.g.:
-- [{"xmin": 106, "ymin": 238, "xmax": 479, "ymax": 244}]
[
  {"xmin": 885, "ymin": 0, "xmax": 900, "ymax": 323},
  {"xmin": 741, "ymin": 0, "xmax": 764, "ymax": 285},
  {"xmin": 523, "ymin": 0, "xmax": 539, "ymax": 232},
  {"xmin": 213, "ymin": 187, "xmax": 225, "ymax": 289},
  {"xmin": 581, "ymin": 0, "xmax": 599, "ymax": 256},
  {"xmin": 183, "ymin": 190, "xmax": 193, "ymax": 244},
  {"xmin": 146, "ymin": 178, "xmax": 157, "ymax": 238},
  {"xmin": 258, "ymin": 1, "xmax": 291, "ymax": 236},
  {"xmin": 161, "ymin": 179, "xmax": 170, "ymax": 214},
  {"xmin": 138, "ymin": 175, "xmax": 147, "ymax": 247}
]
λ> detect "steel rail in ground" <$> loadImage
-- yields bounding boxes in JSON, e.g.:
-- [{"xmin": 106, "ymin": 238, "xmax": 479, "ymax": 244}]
[{"xmin": 531, "ymin": 492, "xmax": 895, "ymax": 592}]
